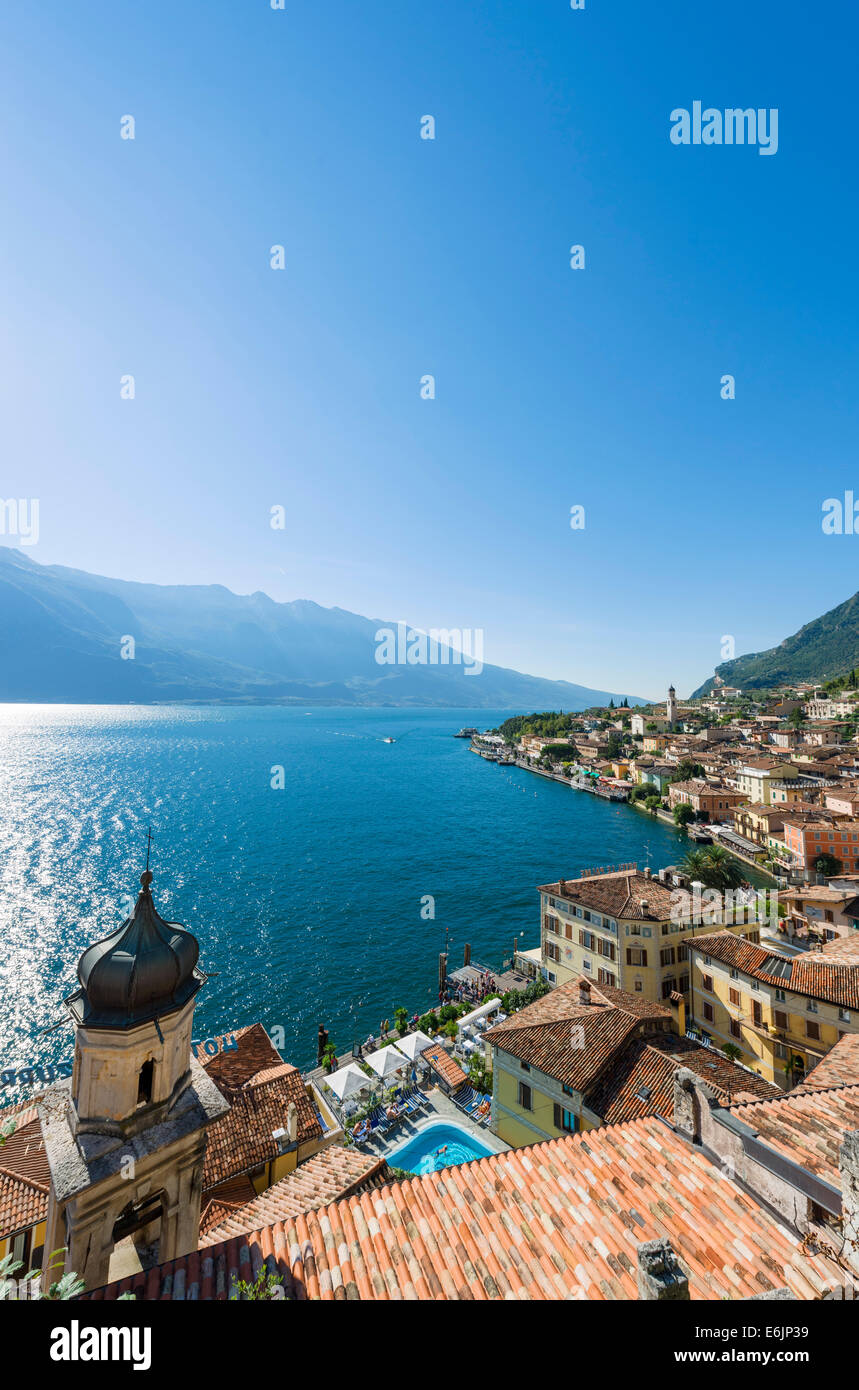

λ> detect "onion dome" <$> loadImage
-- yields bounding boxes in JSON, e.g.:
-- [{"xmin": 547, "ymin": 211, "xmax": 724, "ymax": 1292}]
[{"xmin": 66, "ymin": 869, "xmax": 203, "ymax": 1029}]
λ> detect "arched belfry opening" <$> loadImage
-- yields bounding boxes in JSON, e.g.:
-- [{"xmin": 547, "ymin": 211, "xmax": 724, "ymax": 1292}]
[
  {"xmin": 137, "ymin": 1059, "xmax": 155, "ymax": 1106},
  {"xmin": 37, "ymin": 847, "xmax": 230, "ymax": 1293}
]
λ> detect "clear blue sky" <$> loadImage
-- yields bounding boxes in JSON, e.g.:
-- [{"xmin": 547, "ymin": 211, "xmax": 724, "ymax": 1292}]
[{"xmin": 2, "ymin": 1, "xmax": 857, "ymax": 698}]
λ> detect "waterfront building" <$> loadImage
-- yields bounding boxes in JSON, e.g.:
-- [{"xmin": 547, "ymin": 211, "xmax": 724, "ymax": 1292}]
[
  {"xmin": 781, "ymin": 816, "xmax": 859, "ymax": 878},
  {"xmin": 686, "ymin": 930, "xmax": 859, "ymax": 1088},
  {"xmin": 735, "ymin": 759, "xmax": 803, "ymax": 805},
  {"xmin": 666, "ymin": 779, "xmax": 745, "ymax": 821},
  {"xmin": 537, "ymin": 867, "xmax": 762, "ymax": 1004},
  {"xmin": 485, "ymin": 975, "xmax": 778, "ymax": 1148}
]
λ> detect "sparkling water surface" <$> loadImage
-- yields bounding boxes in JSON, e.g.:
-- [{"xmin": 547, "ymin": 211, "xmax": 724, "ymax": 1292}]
[{"xmin": 0, "ymin": 704, "xmax": 690, "ymax": 1074}]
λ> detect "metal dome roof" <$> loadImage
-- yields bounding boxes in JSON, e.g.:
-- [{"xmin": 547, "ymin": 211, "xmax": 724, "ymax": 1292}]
[{"xmin": 67, "ymin": 869, "xmax": 203, "ymax": 1029}]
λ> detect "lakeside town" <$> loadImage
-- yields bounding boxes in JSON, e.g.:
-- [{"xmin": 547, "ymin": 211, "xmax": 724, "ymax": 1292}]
[{"xmin": 2, "ymin": 677, "xmax": 859, "ymax": 1304}]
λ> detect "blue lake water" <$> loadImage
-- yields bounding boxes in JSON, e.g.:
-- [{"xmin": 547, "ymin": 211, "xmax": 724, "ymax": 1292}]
[{"xmin": 0, "ymin": 704, "xmax": 690, "ymax": 1076}]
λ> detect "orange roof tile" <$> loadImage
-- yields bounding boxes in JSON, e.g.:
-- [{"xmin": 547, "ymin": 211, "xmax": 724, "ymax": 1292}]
[
  {"xmin": 729, "ymin": 1083, "xmax": 859, "ymax": 1183},
  {"xmin": 89, "ymin": 1117, "xmax": 846, "ymax": 1301},
  {"xmin": 690, "ymin": 931, "xmax": 859, "ymax": 1008},
  {"xmin": 200, "ymin": 1146, "xmax": 390, "ymax": 1246},
  {"xmin": 0, "ymin": 1109, "xmax": 51, "ymax": 1240},
  {"xmin": 421, "ymin": 1045, "xmax": 468, "ymax": 1092}
]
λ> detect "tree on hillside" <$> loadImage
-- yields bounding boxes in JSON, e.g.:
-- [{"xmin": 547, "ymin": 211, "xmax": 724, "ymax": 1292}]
[
  {"xmin": 671, "ymin": 760, "xmax": 705, "ymax": 784},
  {"xmin": 788, "ymin": 707, "xmax": 807, "ymax": 729},
  {"xmin": 673, "ymin": 803, "xmax": 696, "ymax": 828}
]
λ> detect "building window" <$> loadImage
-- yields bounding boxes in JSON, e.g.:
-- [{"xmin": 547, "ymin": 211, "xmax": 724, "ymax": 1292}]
[
  {"xmin": 701, "ymin": 974, "xmax": 713, "ymax": 993},
  {"xmin": 702, "ymin": 1002, "xmax": 714, "ymax": 1023},
  {"xmin": 137, "ymin": 1059, "xmax": 155, "ymax": 1107},
  {"xmin": 839, "ymin": 1009, "xmax": 851, "ymax": 1023},
  {"xmin": 554, "ymin": 1104, "xmax": 578, "ymax": 1133},
  {"xmin": 579, "ymin": 930, "xmax": 596, "ymax": 951},
  {"xmin": 518, "ymin": 1082, "xmax": 532, "ymax": 1111},
  {"xmin": 807, "ymin": 1000, "xmax": 819, "ymax": 1014},
  {"xmin": 752, "ymin": 1001, "xmax": 762, "ymax": 1027},
  {"xmin": 520, "ymin": 1061, "xmax": 530, "ymax": 1072},
  {"xmin": 774, "ymin": 1010, "xmax": 788, "ymax": 1031},
  {"xmin": 806, "ymin": 1020, "xmax": 820, "ymax": 1041},
  {"xmin": 660, "ymin": 947, "xmax": 675, "ymax": 967},
  {"xmin": 730, "ymin": 1019, "xmax": 741, "ymax": 1039},
  {"xmin": 626, "ymin": 949, "xmax": 648, "ymax": 967},
  {"xmin": 729, "ymin": 988, "xmax": 740, "ymax": 1007}
]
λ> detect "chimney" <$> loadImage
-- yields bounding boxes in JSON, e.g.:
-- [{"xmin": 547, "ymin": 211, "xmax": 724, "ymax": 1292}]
[
  {"xmin": 643, "ymin": 867, "xmax": 652, "ymax": 880},
  {"xmin": 464, "ymin": 943, "xmax": 471, "ymax": 967},
  {"xmin": 639, "ymin": 899, "xmax": 649, "ymax": 912},
  {"xmin": 840, "ymin": 1130, "xmax": 859, "ymax": 1273},
  {"xmin": 636, "ymin": 1239, "xmax": 690, "ymax": 1300},
  {"xmin": 577, "ymin": 977, "xmax": 592, "ymax": 1006},
  {"xmin": 287, "ymin": 1100, "xmax": 298, "ymax": 1145},
  {"xmin": 559, "ymin": 879, "xmax": 567, "ymax": 894}
]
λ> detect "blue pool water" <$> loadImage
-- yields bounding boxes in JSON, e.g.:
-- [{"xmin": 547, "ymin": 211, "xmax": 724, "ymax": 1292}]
[
  {"xmin": 388, "ymin": 1122, "xmax": 493, "ymax": 1174},
  {"xmin": 0, "ymin": 703, "xmax": 694, "ymax": 1075}
]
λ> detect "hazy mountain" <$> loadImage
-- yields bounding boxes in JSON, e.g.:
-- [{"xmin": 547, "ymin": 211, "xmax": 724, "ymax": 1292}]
[
  {"xmin": 0, "ymin": 548, "xmax": 648, "ymax": 709},
  {"xmin": 692, "ymin": 590, "xmax": 859, "ymax": 696}
]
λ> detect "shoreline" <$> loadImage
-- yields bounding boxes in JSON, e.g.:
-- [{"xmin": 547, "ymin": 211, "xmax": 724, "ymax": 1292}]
[{"xmin": 471, "ymin": 742, "xmax": 778, "ymax": 885}]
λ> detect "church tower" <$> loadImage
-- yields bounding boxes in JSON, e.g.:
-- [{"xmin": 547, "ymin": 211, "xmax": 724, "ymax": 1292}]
[
  {"xmin": 666, "ymin": 684, "xmax": 678, "ymax": 728},
  {"xmin": 38, "ymin": 859, "xmax": 229, "ymax": 1292}
]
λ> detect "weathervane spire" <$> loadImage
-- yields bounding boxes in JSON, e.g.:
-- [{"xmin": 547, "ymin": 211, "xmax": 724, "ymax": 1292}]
[{"xmin": 141, "ymin": 826, "xmax": 153, "ymax": 889}]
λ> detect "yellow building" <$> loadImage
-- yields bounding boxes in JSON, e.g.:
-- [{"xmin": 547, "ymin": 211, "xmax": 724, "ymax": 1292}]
[
  {"xmin": 485, "ymin": 976, "xmax": 671, "ymax": 1146},
  {"xmin": 686, "ymin": 931, "xmax": 859, "ymax": 1089},
  {"xmin": 538, "ymin": 867, "xmax": 763, "ymax": 1007},
  {"xmin": 735, "ymin": 760, "xmax": 801, "ymax": 806},
  {"xmin": 485, "ymin": 975, "xmax": 779, "ymax": 1148}
]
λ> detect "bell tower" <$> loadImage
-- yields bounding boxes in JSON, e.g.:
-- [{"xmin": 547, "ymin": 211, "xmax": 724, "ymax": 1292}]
[
  {"xmin": 666, "ymin": 683, "xmax": 678, "ymax": 728},
  {"xmin": 38, "ymin": 858, "xmax": 230, "ymax": 1292}
]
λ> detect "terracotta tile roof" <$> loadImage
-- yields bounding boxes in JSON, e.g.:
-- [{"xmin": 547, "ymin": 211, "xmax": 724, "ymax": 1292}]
[
  {"xmin": 421, "ymin": 1045, "xmax": 468, "ymax": 1092},
  {"xmin": 818, "ymin": 935, "xmax": 859, "ymax": 966},
  {"xmin": 199, "ymin": 1174, "xmax": 258, "ymax": 1237},
  {"xmin": 195, "ymin": 1024, "xmax": 282, "ymax": 1088},
  {"xmin": 201, "ymin": 1054, "xmax": 322, "ymax": 1189},
  {"xmin": 486, "ymin": 979, "xmax": 670, "ymax": 1091},
  {"xmin": 538, "ymin": 870, "xmax": 678, "ymax": 922},
  {"xmin": 795, "ymin": 1034, "xmax": 859, "ymax": 1091},
  {"xmin": 88, "ymin": 1117, "xmax": 845, "ymax": 1301},
  {"xmin": 0, "ymin": 1108, "xmax": 51, "ymax": 1239},
  {"xmin": 200, "ymin": 1146, "xmax": 391, "ymax": 1246},
  {"xmin": 690, "ymin": 931, "xmax": 859, "ymax": 1008},
  {"xmin": 586, "ymin": 1035, "xmax": 780, "ymax": 1126},
  {"xmin": 729, "ymin": 1083, "xmax": 859, "ymax": 1183}
]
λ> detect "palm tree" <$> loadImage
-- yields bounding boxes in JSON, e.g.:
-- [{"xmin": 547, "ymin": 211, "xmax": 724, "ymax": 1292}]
[{"xmin": 681, "ymin": 845, "xmax": 744, "ymax": 892}]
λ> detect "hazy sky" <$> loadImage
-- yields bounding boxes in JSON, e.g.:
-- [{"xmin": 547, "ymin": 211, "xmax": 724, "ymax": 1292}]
[{"xmin": 2, "ymin": 1, "xmax": 858, "ymax": 699}]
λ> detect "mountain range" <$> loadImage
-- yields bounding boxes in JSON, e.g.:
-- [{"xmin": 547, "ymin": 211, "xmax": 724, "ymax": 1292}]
[
  {"xmin": 0, "ymin": 548, "xmax": 647, "ymax": 709},
  {"xmin": 693, "ymin": 590, "xmax": 859, "ymax": 696}
]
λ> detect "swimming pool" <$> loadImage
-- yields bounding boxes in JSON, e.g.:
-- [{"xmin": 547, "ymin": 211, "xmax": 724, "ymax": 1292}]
[{"xmin": 388, "ymin": 1121, "xmax": 493, "ymax": 1175}]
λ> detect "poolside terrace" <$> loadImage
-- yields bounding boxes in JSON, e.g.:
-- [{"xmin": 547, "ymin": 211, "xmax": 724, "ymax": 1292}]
[{"xmin": 341, "ymin": 1084, "xmax": 509, "ymax": 1165}]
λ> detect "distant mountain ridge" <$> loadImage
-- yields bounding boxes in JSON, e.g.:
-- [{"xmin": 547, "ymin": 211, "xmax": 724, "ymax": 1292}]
[
  {"xmin": 0, "ymin": 548, "xmax": 648, "ymax": 709},
  {"xmin": 693, "ymin": 590, "xmax": 859, "ymax": 696}
]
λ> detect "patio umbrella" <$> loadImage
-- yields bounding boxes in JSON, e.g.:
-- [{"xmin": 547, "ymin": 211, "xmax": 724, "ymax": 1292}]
[
  {"xmin": 396, "ymin": 1030, "xmax": 435, "ymax": 1060},
  {"xmin": 365, "ymin": 1044, "xmax": 410, "ymax": 1081},
  {"xmin": 325, "ymin": 1062, "xmax": 371, "ymax": 1102}
]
